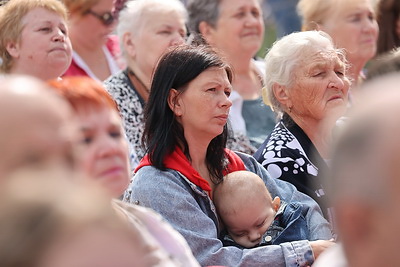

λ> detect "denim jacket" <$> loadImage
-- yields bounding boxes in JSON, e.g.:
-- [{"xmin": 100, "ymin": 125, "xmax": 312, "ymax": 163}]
[
  {"xmin": 221, "ymin": 201, "xmax": 311, "ymax": 248},
  {"xmin": 124, "ymin": 152, "xmax": 332, "ymax": 267}
]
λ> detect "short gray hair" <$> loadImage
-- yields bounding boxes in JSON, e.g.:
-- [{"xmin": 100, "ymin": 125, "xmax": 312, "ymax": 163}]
[
  {"xmin": 117, "ymin": 0, "xmax": 187, "ymax": 60},
  {"xmin": 263, "ymin": 30, "xmax": 347, "ymax": 117},
  {"xmin": 186, "ymin": 0, "xmax": 221, "ymax": 34}
]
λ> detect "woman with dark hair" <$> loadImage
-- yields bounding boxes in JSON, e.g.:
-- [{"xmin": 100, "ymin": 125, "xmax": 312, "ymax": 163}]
[
  {"xmin": 124, "ymin": 45, "xmax": 334, "ymax": 267},
  {"xmin": 376, "ymin": 0, "xmax": 400, "ymax": 56}
]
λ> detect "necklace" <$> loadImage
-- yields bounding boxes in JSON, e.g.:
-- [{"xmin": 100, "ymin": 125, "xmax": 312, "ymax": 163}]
[{"xmin": 128, "ymin": 69, "xmax": 150, "ymax": 96}]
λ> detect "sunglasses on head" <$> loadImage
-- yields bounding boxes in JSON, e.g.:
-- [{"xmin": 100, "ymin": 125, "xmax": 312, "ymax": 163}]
[{"xmin": 86, "ymin": 9, "xmax": 115, "ymax": 26}]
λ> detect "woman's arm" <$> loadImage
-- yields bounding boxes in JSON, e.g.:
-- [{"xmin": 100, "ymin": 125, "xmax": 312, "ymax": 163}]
[{"xmin": 125, "ymin": 166, "xmax": 315, "ymax": 267}]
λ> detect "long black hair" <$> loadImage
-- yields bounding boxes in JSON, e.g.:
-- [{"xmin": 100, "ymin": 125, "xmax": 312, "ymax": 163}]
[{"xmin": 142, "ymin": 44, "xmax": 233, "ymax": 184}]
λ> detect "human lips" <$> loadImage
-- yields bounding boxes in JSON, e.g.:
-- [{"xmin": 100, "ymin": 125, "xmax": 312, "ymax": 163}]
[
  {"xmin": 328, "ymin": 94, "xmax": 344, "ymax": 102},
  {"xmin": 97, "ymin": 165, "xmax": 125, "ymax": 178},
  {"xmin": 215, "ymin": 114, "xmax": 229, "ymax": 123},
  {"xmin": 49, "ymin": 45, "xmax": 67, "ymax": 53}
]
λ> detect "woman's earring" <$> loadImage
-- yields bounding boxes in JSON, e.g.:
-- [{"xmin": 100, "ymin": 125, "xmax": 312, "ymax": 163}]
[{"xmin": 288, "ymin": 106, "xmax": 292, "ymax": 113}]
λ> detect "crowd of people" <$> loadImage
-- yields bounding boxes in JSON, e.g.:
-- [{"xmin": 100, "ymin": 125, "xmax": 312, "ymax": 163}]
[{"xmin": 0, "ymin": 0, "xmax": 400, "ymax": 266}]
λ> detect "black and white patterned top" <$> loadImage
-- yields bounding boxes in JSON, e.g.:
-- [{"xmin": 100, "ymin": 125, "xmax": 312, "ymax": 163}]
[
  {"xmin": 254, "ymin": 116, "xmax": 329, "ymax": 218},
  {"xmin": 104, "ymin": 69, "xmax": 145, "ymax": 168}
]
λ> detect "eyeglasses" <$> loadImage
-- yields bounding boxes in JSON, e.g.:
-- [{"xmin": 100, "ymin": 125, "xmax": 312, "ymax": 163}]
[{"xmin": 86, "ymin": 10, "xmax": 115, "ymax": 26}]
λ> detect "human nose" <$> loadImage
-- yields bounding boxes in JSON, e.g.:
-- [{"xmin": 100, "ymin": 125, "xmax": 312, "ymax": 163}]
[
  {"xmin": 248, "ymin": 230, "xmax": 261, "ymax": 242},
  {"xmin": 53, "ymin": 29, "xmax": 66, "ymax": 42},
  {"xmin": 362, "ymin": 17, "xmax": 377, "ymax": 34},
  {"xmin": 219, "ymin": 92, "xmax": 232, "ymax": 109},
  {"xmin": 329, "ymin": 73, "xmax": 346, "ymax": 91},
  {"xmin": 97, "ymin": 136, "xmax": 121, "ymax": 158},
  {"xmin": 170, "ymin": 32, "xmax": 186, "ymax": 46}
]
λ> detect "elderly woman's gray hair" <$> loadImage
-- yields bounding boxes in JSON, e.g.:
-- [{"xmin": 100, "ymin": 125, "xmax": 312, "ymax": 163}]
[
  {"xmin": 186, "ymin": 0, "xmax": 262, "ymax": 34},
  {"xmin": 117, "ymin": 0, "xmax": 187, "ymax": 61},
  {"xmin": 186, "ymin": 0, "xmax": 220, "ymax": 34},
  {"xmin": 263, "ymin": 30, "xmax": 347, "ymax": 118}
]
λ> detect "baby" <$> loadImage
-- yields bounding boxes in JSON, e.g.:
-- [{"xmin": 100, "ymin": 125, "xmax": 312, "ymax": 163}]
[{"xmin": 213, "ymin": 170, "xmax": 310, "ymax": 248}]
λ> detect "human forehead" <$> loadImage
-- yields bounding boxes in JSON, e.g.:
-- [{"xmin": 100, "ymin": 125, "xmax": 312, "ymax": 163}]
[
  {"xmin": 188, "ymin": 67, "xmax": 232, "ymax": 87},
  {"xmin": 300, "ymin": 49, "xmax": 345, "ymax": 72},
  {"xmin": 21, "ymin": 7, "xmax": 66, "ymax": 26},
  {"xmin": 331, "ymin": 0, "xmax": 374, "ymax": 16},
  {"xmin": 76, "ymin": 106, "xmax": 122, "ymax": 127},
  {"xmin": 218, "ymin": 0, "xmax": 262, "ymax": 14}
]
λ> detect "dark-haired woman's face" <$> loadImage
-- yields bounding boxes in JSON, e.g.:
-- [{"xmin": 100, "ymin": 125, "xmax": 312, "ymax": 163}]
[{"xmin": 170, "ymin": 67, "xmax": 232, "ymax": 142}]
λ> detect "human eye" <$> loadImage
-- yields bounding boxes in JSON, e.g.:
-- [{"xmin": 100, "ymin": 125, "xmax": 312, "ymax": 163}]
[
  {"xmin": 348, "ymin": 14, "xmax": 362, "ymax": 22},
  {"xmin": 81, "ymin": 135, "xmax": 93, "ymax": 144},
  {"xmin": 225, "ymin": 88, "xmax": 231, "ymax": 97},
  {"xmin": 109, "ymin": 130, "xmax": 122, "ymax": 138},
  {"xmin": 234, "ymin": 11, "xmax": 246, "ymax": 18},
  {"xmin": 39, "ymin": 27, "xmax": 52, "ymax": 32},
  {"xmin": 207, "ymin": 87, "xmax": 216, "ymax": 92},
  {"xmin": 232, "ymin": 231, "xmax": 246, "ymax": 237},
  {"xmin": 251, "ymin": 8, "xmax": 261, "ymax": 18},
  {"xmin": 257, "ymin": 219, "xmax": 267, "ymax": 228}
]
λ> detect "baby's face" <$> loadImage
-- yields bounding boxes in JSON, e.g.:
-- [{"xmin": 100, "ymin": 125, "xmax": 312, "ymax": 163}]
[{"xmin": 224, "ymin": 193, "xmax": 278, "ymax": 248}]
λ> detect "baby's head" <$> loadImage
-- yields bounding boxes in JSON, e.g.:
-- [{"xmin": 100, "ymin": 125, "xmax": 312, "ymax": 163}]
[{"xmin": 213, "ymin": 170, "xmax": 280, "ymax": 248}]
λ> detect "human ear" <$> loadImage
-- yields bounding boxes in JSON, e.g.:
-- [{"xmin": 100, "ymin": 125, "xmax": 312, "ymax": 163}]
[
  {"xmin": 167, "ymin": 88, "xmax": 183, "ymax": 116},
  {"xmin": 272, "ymin": 83, "xmax": 292, "ymax": 110},
  {"xmin": 272, "ymin": 196, "xmax": 281, "ymax": 212},
  {"xmin": 199, "ymin": 21, "xmax": 215, "ymax": 45},
  {"xmin": 6, "ymin": 41, "xmax": 20, "ymax": 59},
  {"xmin": 122, "ymin": 32, "xmax": 135, "ymax": 59}
]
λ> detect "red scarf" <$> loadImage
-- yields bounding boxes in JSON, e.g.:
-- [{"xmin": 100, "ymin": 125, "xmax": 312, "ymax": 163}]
[{"xmin": 135, "ymin": 147, "xmax": 245, "ymax": 193}]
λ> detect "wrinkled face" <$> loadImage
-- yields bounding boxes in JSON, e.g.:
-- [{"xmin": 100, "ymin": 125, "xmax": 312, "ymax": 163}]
[
  {"xmin": 171, "ymin": 67, "xmax": 232, "ymax": 142},
  {"xmin": 9, "ymin": 8, "xmax": 72, "ymax": 79},
  {"xmin": 320, "ymin": 0, "xmax": 378, "ymax": 66},
  {"xmin": 130, "ymin": 9, "xmax": 186, "ymax": 79},
  {"xmin": 223, "ymin": 191, "xmax": 276, "ymax": 248},
  {"xmin": 207, "ymin": 0, "xmax": 264, "ymax": 57},
  {"xmin": 76, "ymin": 106, "xmax": 130, "ymax": 198},
  {"xmin": 286, "ymin": 47, "xmax": 350, "ymax": 122},
  {"xmin": 72, "ymin": 0, "xmax": 116, "ymax": 45},
  {"xmin": 39, "ymin": 226, "xmax": 162, "ymax": 267}
]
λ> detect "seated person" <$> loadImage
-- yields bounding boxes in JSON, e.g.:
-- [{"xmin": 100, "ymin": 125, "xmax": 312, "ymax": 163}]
[{"xmin": 214, "ymin": 170, "xmax": 316, "ymax": 248}]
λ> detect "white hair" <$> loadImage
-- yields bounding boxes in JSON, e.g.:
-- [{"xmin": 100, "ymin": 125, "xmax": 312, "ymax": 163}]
[
  {"xmin": 117, "ymin": 0, "xmax": 188, "ymax": 60},
  {"xmin": 263, "ymin": 30, "xmax": 346, "ymax": 117}
]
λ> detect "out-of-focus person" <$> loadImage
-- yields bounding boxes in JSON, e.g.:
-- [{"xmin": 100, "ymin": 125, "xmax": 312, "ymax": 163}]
[
  {"xmin": 254, "ymin": 31, "xmax": 350, "ymax": 220},
  {"xmin": 0, "ymin": 75, "xmax": 77, "ymax": 178},
  {"xmin": 48, "ymin": 76, "xmax": 200, "ymax": 267},
  {"xmin": 0, "ymin": 0, "xmax": 72, "ymax": 80},
  {"xmin": 187, "ymin": 0, "xmax": 276, "ymax": 150},
  {"xmin": 314, "ymin": 74, "xmax": 400, "ymax": 267},
  {"xmin": 366, "ymin": 47, "xmax": 400, "ymax": 80},
  {"xmin": 104, "ymin": 0, "xmax": 187, "ymax": 168},
  {"xmin": 297, "ymin": 0, "xmax": 378, "ymax": 96},
  {"xmin": 61, "ymin": 0, "xmax": 121, "ymax": 81},
  {"xmin": 375, "ymin": 0, "xmax": 400, "ymax": 56},
  {"xmin": 125, "ymin": 44, "xmax": 333, "ymax": 267},
  {"xmin": 0, "ymin": 174, "xmax": 175, "ymax": 267}
]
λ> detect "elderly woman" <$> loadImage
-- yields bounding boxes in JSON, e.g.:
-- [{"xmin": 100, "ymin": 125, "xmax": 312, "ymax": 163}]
[
  {"xmin": 254, "ymin": 31, "xmax": 350, "ymax": 220},
  {"xmin": 125, "ymin": 44, "xmax": 334, "ymax": 266},
  {"xmin": 61, "ymin": 0, "xmax": 121, "ymax": 81},
  {"xmin": 297, "ymin": 0, "xmax": 378, "ymax": 96},
  {"xmin": 104, "ymin": 0, "xmax": 187, "ymax": 168},
  {"xmin": 186, "ymin": 0, "xmax": 276, "ymax": 150},
  {"xmin": 0, "ymin": 0, "xmax": 72, "ymax": 80}
]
